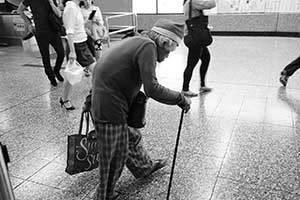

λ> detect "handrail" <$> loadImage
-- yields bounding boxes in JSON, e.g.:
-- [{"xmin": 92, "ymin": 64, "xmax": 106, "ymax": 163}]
[{"xmin": 102, "ymin": 12, "xmax": 138, "ymax": 47}]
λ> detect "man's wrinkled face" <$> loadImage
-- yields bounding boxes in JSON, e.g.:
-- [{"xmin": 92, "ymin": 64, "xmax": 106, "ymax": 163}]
[{"xmin": 157, "ymin": 42, "xmax": 177, "ymax": 63}]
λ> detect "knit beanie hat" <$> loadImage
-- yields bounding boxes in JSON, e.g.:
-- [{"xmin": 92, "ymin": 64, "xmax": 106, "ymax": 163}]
[{"xmin": 151, "ymin": 19, "xmax": 184, "ymax": 44}]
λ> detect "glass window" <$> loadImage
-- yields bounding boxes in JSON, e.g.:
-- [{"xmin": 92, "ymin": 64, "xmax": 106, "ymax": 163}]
[
  {"xmin": 132, "ymin": 0, "xmax": 157, "ymax": 14},
  {"xmin": 133, "ymin": 0, "xmax": 300, "ymax": 14},
  {"xmin": 157, "ymin": 0, "xmax": 183, "ymax": 13}
]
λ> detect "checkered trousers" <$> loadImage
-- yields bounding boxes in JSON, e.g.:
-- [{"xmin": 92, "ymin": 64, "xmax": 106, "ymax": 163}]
[{"xmin": 93, "ymin": 123, "xmax": 153, "ymax": 200}]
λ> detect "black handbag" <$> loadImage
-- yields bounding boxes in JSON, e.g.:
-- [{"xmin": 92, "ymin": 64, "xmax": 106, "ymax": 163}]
[
  {"xmin": 127, "ymin": 91, "xmax": 148, "ymax": 128},
  {"xmin": 183, "ymin": 0, "xmax": 213, "ymax": 48},
  {"xmin": 65, "ymin": 111, "xmax": 99, "ymax": 175}
]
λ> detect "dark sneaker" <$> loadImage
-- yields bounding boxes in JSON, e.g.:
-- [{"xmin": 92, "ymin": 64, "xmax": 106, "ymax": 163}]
[
  {"xmin": 55, "ymin": 72, "xmax": 64, "ymax": 82},
  {"xmin": 22, "ymin": 32, "xmax": 34, "ymax": 40},
  {"xmin": 142, "ymin": 159, "xmax": 167, "ymax": 178},
  {"xmin": 50, "ymin": 78, "xmax": 57, "ymax": 87},
  {"xmin": 279, "ymin": 75, "xmax": 288, "ymax": 87}
]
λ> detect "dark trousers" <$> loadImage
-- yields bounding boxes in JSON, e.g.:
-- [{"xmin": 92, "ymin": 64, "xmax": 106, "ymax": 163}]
[
  {"xmin": 35, "ymin": 31, "xmax": 65, "ymax": 80},
  {"xmin": 283, "ymin": 55, "xmax": 300, "ymax": 76},
  {"xmin": 182, "ymin": 46, "xmax": 211, "ymax": 91}
]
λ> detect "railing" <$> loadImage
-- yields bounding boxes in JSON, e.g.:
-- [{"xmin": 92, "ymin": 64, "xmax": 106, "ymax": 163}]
[{"xmin": 102, "ymin": 12, "xmax": 138, "ymax": 47}]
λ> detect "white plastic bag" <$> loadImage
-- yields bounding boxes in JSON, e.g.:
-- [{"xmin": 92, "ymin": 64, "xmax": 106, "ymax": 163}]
[
  {"xmin": 22, "ymin": 36, "xmax": 40, "ymax": 57},
  {"xmin": 22, "ymin": 36, "xmax": 55, "ymax": 57},
  {"xmin": 63, "ymin": 60, "xmax": 84, "ymax": 85}
]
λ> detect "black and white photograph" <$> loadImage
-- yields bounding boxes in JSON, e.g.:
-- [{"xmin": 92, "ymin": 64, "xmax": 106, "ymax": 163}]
[{"xmin": 0, "ymin": 0, "xmax": 300, "ymax": 199}]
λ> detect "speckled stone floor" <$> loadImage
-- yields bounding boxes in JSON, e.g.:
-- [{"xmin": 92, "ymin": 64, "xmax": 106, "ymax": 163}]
[{"xmin": 0, "ymin": 36, "xmax": 300, "ymax": 200}]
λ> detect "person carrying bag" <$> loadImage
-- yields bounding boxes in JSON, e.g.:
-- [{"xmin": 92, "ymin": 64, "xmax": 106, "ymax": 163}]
[{"xmin": 181, "ymin": 0, "xmax": 216, "ymax": 97}]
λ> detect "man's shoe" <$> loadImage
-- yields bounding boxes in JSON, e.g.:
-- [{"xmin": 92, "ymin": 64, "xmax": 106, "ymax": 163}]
[
  {"xmin": 181, "ymin": 90, "xmax": 198, "ymax": 97},
  {"xmin": 50, "ymin": 78, "xmax": 57, "ymax": 87},
  {"xmin": 55, "ymin": 72, "xmax": 64, "ymax": 82},
  {"xmin": 199, "ymin": 86, "xmax": 212, "ymax": 93},
  {"xmin": 142, "ymin": 159, "xmax": 167, "ymax": 178},
  {"xmin": 22, "ymin": 32, "xmax": 34, "ymax": 40},
  {"xmin": 279, "ymin": 75, "xmax": 288, "ymax": 87}
]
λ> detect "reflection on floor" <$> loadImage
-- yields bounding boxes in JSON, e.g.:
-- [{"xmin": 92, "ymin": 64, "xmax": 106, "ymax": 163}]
[{"xmin": 0, "ymin": 36, "xmax": 300, "ymax": 200}]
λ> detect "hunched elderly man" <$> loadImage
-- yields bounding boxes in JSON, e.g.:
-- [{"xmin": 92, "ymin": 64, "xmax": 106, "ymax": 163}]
[{"xmin": 91, "ymin": 18, "xmax": 192, "ymax": 200}]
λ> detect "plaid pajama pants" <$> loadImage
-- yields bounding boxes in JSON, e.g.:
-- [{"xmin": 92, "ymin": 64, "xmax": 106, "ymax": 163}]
[{"xmin": 93, "ymin": 123, "xmax": 154, "ymax": 200}]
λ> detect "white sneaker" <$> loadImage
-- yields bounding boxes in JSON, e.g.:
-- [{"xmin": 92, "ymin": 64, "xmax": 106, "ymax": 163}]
[{"xmin": 181, "ymin": 90, "xmax": 198, "ymax": 97}]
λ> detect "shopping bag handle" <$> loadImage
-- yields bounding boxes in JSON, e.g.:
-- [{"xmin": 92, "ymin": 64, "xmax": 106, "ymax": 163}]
[{"xmin": 78, "ymin": 111, "xmax": 90, "ymax": 135}]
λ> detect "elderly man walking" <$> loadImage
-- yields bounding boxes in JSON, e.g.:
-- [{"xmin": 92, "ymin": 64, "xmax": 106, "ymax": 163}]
[{"xmin": 91, "ymin": 19, "xmax": 192, "ymax": 200}]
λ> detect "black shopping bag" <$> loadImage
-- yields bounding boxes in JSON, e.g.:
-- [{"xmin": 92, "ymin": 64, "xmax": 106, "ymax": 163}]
[{"xmin": 65, "ymin": 111, "xmax": 99, "ymax": 175}]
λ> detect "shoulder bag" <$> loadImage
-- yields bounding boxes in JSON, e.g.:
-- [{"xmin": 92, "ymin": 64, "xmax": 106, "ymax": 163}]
[
  {"xmin": 127, "ymin": 91, "xmax": 148, "ymax": 128},
  {"xmin": 183, "ymin": 0, "xmax": 213, "ymax": 48}
]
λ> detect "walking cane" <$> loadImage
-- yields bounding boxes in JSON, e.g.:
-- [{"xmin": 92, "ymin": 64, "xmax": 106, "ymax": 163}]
[{"xmin": 166, "ymin": 109, "xmax": 185, "ymax": 200}]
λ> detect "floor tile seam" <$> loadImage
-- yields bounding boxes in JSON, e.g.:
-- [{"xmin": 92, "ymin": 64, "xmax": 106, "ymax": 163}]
[
  {"xmin": 291, "ymin": 108, "xmax": 296, "ymax": 129},
  {"xmin": 0, "ymin": 100, "xmax": 62, "ymax": 139},
  {"xmin": 80, "ymin": 186, "xmax": 98, "ymax": 200},
  {"xmin": 207, "ymin": 94, "xmax": 226, "ymax": 119},
  {"xmin": 1, "ymin": 124, "xmax": 57, "ymax": 145},
  {"xmin": 195, "ymin": 152, "xmax": 225, "ymax": 159},
  {"xmin": 9, "ymin": 175, "xmax": 27, "ymax": 189},
  {"xmin": 260, "ymin": 123, "xmax": 298, "ymax": 149},
  {"xmin": 216, "ymin": 175, "xmax": 300, "ymax": 196},
  {"xmin": 8, "ymin": 146, "xmax": 52, "ymax": 169},
  {"xmin": 26, "ymin": 144, "xmax": 67, "ymax": 163},
  {"xmin": 263, "ymin": 121, "xmax": 294, "ymax": 128},
  {"xmin": 209, "ymin": 81, "xmax": 300, "ymax": 91},
  {"xmin": 14, "ymin": 178, "xmax": 62, "ymax": 191},
  {"xmin": 208, "ymin": 117, "xmax": 239, "ymax": 200},
  {"xmin": 7, "ymin": 143, "xmax": 45, "ymax": 167},
  {"xmin": 0, "ymin": 124, "xmax": 23, "ymax": 138},
  {"xmin": 262, "ymin": 95, "xmax": 270, "ymax": 125},
  {"xmin": 0, "ymin": 90, "xmax": 53, "ymax": 113},
  {"xmin": 235, "ymin": 94, "xmax": 247, "ymax": 123},
  {"xmin": 20, "ymin": 160, "xmax": 56, "ymax": 185}
]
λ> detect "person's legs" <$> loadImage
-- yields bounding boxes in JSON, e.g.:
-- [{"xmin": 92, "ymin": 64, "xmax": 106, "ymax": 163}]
[
  {"xmin": 50, "ymin": 33, "xmax": 65, "ymax": 82},
  {"xmin": 95, "ymin": 49, "xmax": 101, "ymax": 61},
  {"xmin": 59, "ymin": 37, "xmax": 75, "ymax": 110},
  {"xmin": 199, "ymin": 46, "xmax": 212, "ymax": 93},
  {"xmin": 93, "ymin": 123, "xmax": 128, "ymax": 200},
  {"xmin": 125, "ymin": 127, "xmax": 167, "ymax": 179},
  {"xmin": 60, "ymin": 41, "xmax": 95, "ymax": 110},
  {"xmin": 182, "ymin": 47, "xmax": 202, "ymax": 97},
  {"xmin": 88, "ymin": 62, "xmax": 96, "ymax": 74},
  {"xmin": 35, "ymin": 32, "xmax": 57, "ymax": 86},
  {"xmin": 280, "ymin": 55, "xmax": 300, "ymax": 86},
  {"xmin": 60, "ymin": 80, "xmax": 74, "ymax": 110}
]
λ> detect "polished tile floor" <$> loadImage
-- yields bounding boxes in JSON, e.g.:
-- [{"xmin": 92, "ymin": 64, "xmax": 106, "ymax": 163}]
[{"xmin": 0, "ymin": 36, "xmax": 300, "ymax": 200}]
